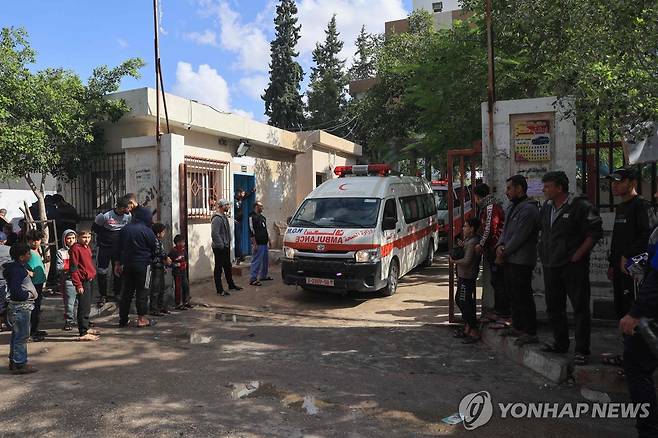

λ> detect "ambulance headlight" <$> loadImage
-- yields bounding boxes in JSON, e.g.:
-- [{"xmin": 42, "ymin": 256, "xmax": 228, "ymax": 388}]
[
  {"xmin": 355, "ymin": 248, "xmax": 380, "ymax": 263},
  {"xmin": 283, "ymin": 246, "xmax": 296, "ymax": 259}
]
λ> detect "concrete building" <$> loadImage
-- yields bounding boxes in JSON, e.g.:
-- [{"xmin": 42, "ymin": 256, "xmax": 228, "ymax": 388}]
[{"xmin": 58, "ymin": 87, "xmax": 362, "ymax": 282}]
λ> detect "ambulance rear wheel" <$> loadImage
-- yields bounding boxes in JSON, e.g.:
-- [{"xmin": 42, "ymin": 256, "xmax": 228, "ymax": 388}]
[{"xmin": 381, "ymin": 259, "xmax": 399, "ymax": 297}]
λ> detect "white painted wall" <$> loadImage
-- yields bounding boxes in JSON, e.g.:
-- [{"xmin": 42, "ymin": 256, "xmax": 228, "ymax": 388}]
[{"xmin": 481, "ymin": 96, "xmax": 578, "ymax": 312}]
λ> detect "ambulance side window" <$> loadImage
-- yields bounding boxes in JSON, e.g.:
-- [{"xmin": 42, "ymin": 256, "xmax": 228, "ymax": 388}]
[{"xmin": 383, "ymin": 198, "xmax": 398, "ymax": 222}]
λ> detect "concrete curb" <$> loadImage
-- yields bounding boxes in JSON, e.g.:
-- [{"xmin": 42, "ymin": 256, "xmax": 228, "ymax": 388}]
[
  {"xmin": 38, "ymin": 295, "xmax": 119, "ymax": 325},
  {"xmin": 481, "ymin": 326, "xmax": 572, "ymax": 383}
]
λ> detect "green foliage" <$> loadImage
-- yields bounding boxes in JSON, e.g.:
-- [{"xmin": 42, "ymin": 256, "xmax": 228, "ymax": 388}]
[
  {"xmin": 348, "ymin": 26, "xmax": 380, "ymax": 81},
  {"xmin": 404, "ymin": 20, "xmax": 487, "ymax": 157},
  {"xmin": 263, "ymin": 0, "xmax": 306, "ymax": 130},
  {"xmin": 0, "ymin": 27, "xmax": 144, "ymax": 184},
  {"xmin": 461, "ymin": 0, "xmax": 658, "ymax": 134},
  {"xmin": 306, "ymin": 15, "xmax": 347, "ymax": 134}
]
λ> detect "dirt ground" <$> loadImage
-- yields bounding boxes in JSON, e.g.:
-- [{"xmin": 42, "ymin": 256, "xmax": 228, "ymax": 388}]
[{"xmin": 0, "ymin": 256, "xmax": 635, "ymax": 437}]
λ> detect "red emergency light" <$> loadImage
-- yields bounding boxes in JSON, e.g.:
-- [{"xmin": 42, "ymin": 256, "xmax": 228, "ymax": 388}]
[{"xmin": 334, "ymin": 164, "xmax": 392, "ymax": 177}]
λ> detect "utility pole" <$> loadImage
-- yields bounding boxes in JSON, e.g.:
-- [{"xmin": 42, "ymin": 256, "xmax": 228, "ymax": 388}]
[
  {"xmin": 485, "ymin": 0, "xmax": 496, "ymax": 189},
  {"xmin": 153, "ymin": 0, "xmax": 162, "ymax": 217}
]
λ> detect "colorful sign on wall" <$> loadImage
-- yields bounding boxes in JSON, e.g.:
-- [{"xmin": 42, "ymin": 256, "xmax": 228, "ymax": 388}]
[{"xmin": 514, "ymin": 120, "xmax": 551, "ymax": 162}]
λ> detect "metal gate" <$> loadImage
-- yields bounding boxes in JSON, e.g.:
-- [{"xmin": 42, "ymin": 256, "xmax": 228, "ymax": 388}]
[
  {"xmin": 447, "ymin": 144, "xmax": 481, "ymax": 323},
  {"xmin": 577, "ymin": 121, "xmax": 657, "ymax": 211}
]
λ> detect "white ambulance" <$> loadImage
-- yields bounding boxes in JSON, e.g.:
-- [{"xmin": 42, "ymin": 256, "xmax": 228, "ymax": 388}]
[{"xmin": 281, "ymin": 164, "xmax": 439, "ymax": 296}]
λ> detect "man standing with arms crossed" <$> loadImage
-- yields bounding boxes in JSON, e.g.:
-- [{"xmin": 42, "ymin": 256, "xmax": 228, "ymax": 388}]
[
  {"xmin": 496, "ymin": 175, "xmax": 541, "ymax": 346},
  {"xmin": 539, "ymin": 171, "xmax": 603, "ymax": 366},
  {"xmin": 248, "ymin": 201, "xmax": 273, "ymax": 286}
]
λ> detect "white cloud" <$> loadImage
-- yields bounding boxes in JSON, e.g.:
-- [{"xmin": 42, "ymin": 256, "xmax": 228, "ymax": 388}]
[
  {"xmin": 117, "ymin": 38, "xmax": 129, "ymax": 49},
  {"xmin": 196, "ymin": 1, "xmax": 271, "ymax": 73},
  {"xmin": 183, "ymin": 29, "xmax": 218, "ymax": 46},
  {"xmin": 296, "ymin": 0, "xmax": 407, "ymax": 63},
  {"xmin": 238, "ymin": 75, "xmax": 268, "ymax": 101},
  {"xmin": 172, "ymin": 62, "xmax": 254, "ymax": 119},
  {"xmin": 172, "ymin": 61, "xmax": 230, "ymax": 111}
]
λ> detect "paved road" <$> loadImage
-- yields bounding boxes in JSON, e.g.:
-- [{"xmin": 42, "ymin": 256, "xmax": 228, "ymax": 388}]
[{"xmin": 0, "ymin": 256, "xmax": 633, "ymax": 437}]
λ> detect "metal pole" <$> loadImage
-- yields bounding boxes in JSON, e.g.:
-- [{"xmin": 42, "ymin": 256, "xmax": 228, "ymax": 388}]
[
  {"xmin": 485, "ymin": 0, "xmax": 496, "ymax": 190},
  {"xmin": 153, "ymin": 0, "xmax": 162, "ymax": 218},
  {"xmin": 447, "ymin": 152, "xmax": 455, "ymax": 324},
  {"xmin": 608, "ymin": 119, "xmax": 614, "ymax": 211},
  {"xmin": 595, "ymin": 115, "xmax": 601, "ymax": 208}
]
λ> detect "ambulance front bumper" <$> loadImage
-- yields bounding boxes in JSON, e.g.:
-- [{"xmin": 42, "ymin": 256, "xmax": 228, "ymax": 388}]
[{"xmin": 281, "ymin": 257, "xmax": 386, "ymax": 292}]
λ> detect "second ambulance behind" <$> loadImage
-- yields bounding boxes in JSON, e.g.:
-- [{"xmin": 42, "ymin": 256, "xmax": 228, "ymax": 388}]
[{"xmin": 282, "ymin": 164, "xmax": 439, "ymax": 296}]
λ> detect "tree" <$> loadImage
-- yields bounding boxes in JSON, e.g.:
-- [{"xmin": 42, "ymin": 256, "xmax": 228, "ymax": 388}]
[
  {"xmin": 262, "ymin": 0, "xmax": 305, "ymax": 130},
  {"xmin": 348, "ymin": 26, "xmax": 379, "ymax": 81},
  {"xmin": 0, "ymin": 27, "xmax": 144, "ymax": 243},
  {"xmin": 347, "ymin": 10, "xmax": 432, "ymax": 168},
  {"xmin": 404, "ymin": 20, "xmax": 487, "ymax": 157},
  {"xmin": 306, "ymin": 15, "xmax": 348, "ymax": 134},
  {"xmin": 461, "ymin": 0, "xmax": 658, "ymax": 135}
]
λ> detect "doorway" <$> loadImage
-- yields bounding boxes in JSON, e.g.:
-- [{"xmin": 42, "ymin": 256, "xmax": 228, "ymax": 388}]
[{"xmin": 233, "ymin": 174, "xmax": 256, "ymax": 257}]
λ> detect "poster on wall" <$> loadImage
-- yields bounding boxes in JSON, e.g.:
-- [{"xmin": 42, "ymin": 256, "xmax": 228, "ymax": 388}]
[{"xmin": 514, "ymin": 120, "xmax": 551, "ymax": 162}]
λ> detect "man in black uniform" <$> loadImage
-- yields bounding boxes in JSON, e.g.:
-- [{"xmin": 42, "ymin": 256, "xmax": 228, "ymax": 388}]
[
  {"xmin": 608, "ymin": 168, "xmax": 651, "ymax": 319},
  {"xmin": 621, "ymin": 269, "xmax": 658, "ymax": 438},
  {"xmin": 538, "ymin": 171, "xmax": 603, "ymax": 366}
]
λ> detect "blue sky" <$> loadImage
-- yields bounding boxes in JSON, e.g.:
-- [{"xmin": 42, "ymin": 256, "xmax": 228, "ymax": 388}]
[{"xmin": 2, "ymin": 0, "xmax": 413, "ymax": 120}]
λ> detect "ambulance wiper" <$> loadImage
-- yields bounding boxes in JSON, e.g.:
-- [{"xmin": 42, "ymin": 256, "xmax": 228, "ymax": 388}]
[
  {"xmin": 331, "ymin": 219, "xmax": 367, "ymax": 228},
  {"xmin": 292, "ymin": 219, "xmax": 323, "ymax": 228}
]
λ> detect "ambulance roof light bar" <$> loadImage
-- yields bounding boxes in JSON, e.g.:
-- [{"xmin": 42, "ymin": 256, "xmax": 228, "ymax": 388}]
[{"xmin": 334, "ymin": 164, "xmax": 392, "ymax": 177}]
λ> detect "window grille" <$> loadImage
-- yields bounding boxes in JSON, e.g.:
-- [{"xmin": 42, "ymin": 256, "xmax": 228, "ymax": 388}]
[{"xmin": 185, "ymin": 157, "xmax": 229, "ymax": 219}]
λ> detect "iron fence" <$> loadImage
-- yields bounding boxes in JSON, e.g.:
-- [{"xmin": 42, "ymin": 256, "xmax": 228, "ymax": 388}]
[{"xmin": 67, "ymin": 153, "xmax": 126, "ymax": 220}]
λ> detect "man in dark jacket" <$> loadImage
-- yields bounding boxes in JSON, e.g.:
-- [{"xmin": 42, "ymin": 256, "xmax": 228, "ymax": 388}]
[
  {"xmin": 115, "ymin": 206, "xmax": 157, "ymax": 328},
  {"xmin": 539, "ymin": 171, "xmax": 603, "ymax": 365},
  {"xmin": 248, "ymin": 202, "xmax": 272, "ymax": 286},
  {"xmin": 495, "ymin": 175, "xmax": 540, "ymax": 346},
  {"xmin": 52, "ymin": 194, "xmax": 79, "ymax": 238},
  {"xmin": 607, "ymin": 168, "xmax": 651, "ymax": 319},
  {"xmin": 92, "ymin": 197, "xmax": 131, "ymax": 307},
  {"xmin": 473, "ymin": 183, "xmax": 508, "ymax": 319},
  {"xmin": 621, "ymin": 267, "xmax": 658, "ymax": 438},
  {"xmin": 211, "ymin": 200, "xmax": 242, "ymax": 296}
]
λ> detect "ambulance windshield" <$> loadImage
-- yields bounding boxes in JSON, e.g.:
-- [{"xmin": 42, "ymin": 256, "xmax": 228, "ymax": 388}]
[{"xmin": 290, "ymin": 198, "xmax": 381, "ymax": 229}]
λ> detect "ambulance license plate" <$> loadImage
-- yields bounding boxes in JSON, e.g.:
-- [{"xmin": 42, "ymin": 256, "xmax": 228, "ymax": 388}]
[{"xmin": 305, "ymin": 277, "xmax": 334, "ymax": 287}]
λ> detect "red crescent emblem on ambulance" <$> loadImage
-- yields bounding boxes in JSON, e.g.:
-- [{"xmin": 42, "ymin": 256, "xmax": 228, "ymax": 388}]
[{"xmin": 339, "ymin": 184, "xmax": 348, "ymax": 191}]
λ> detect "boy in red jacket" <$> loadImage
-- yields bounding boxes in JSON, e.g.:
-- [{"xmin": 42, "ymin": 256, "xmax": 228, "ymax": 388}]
[{"xmin": 69, "ymin": 230, "xmax": 100, "ymax": 341}]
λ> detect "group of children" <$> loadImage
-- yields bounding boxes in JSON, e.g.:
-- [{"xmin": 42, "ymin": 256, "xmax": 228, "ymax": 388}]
[{"xmin": 3, "ymin": 197, "xmax": 192, "ymax": 375}]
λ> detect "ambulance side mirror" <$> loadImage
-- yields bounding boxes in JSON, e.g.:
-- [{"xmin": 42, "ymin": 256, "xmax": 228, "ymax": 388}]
[{"xmin": 382, "ymin": 217, "xmax": 397, "ymax": 231}]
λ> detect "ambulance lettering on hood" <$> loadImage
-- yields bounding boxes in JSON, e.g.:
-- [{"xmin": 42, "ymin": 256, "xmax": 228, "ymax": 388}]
[{"xmin": 295, "ymin": 229, "xmax": 345, "ymax": 244}]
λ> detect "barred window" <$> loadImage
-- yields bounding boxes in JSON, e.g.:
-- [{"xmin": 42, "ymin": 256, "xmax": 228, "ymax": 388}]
[{"xmin": 185, "ymin": 157, "xmax": 229, "ymax": 219}]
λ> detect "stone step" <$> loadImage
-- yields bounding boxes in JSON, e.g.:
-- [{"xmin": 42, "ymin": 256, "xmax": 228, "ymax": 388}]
[{"xmin": 481, "ymin": 325, "xmax": 572, "ymax": 383}]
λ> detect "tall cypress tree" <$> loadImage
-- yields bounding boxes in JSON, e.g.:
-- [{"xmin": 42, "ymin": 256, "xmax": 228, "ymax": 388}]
[
  {"xmin": 262, "ymin": 0, "xmax": 305, "ymax": 130},
  {"xmin": 349, "ymin": 25, "xmax": 377, "ymax": 81},
  {"xmin": 306, "ymin": 15, "xmax": 347, "ymax": 133}
]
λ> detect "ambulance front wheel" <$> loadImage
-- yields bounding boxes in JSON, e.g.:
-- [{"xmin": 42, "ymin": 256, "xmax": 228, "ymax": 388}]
[{"xmin": 381, "ymin": 259, "xmax": 399, "ymax": 297}]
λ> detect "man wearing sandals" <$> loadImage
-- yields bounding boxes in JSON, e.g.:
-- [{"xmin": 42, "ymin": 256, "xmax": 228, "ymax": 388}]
[
  {"xmin": 539, "ymin": 171, "xmax": 603, "ymax": 366},
  {"xmin": 495, "ymin": 175, "xmax": 541, "ymax": 347},
  {"xmin": 248, "ymin": 202, "xmax": 273, "ymax": 286}
]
